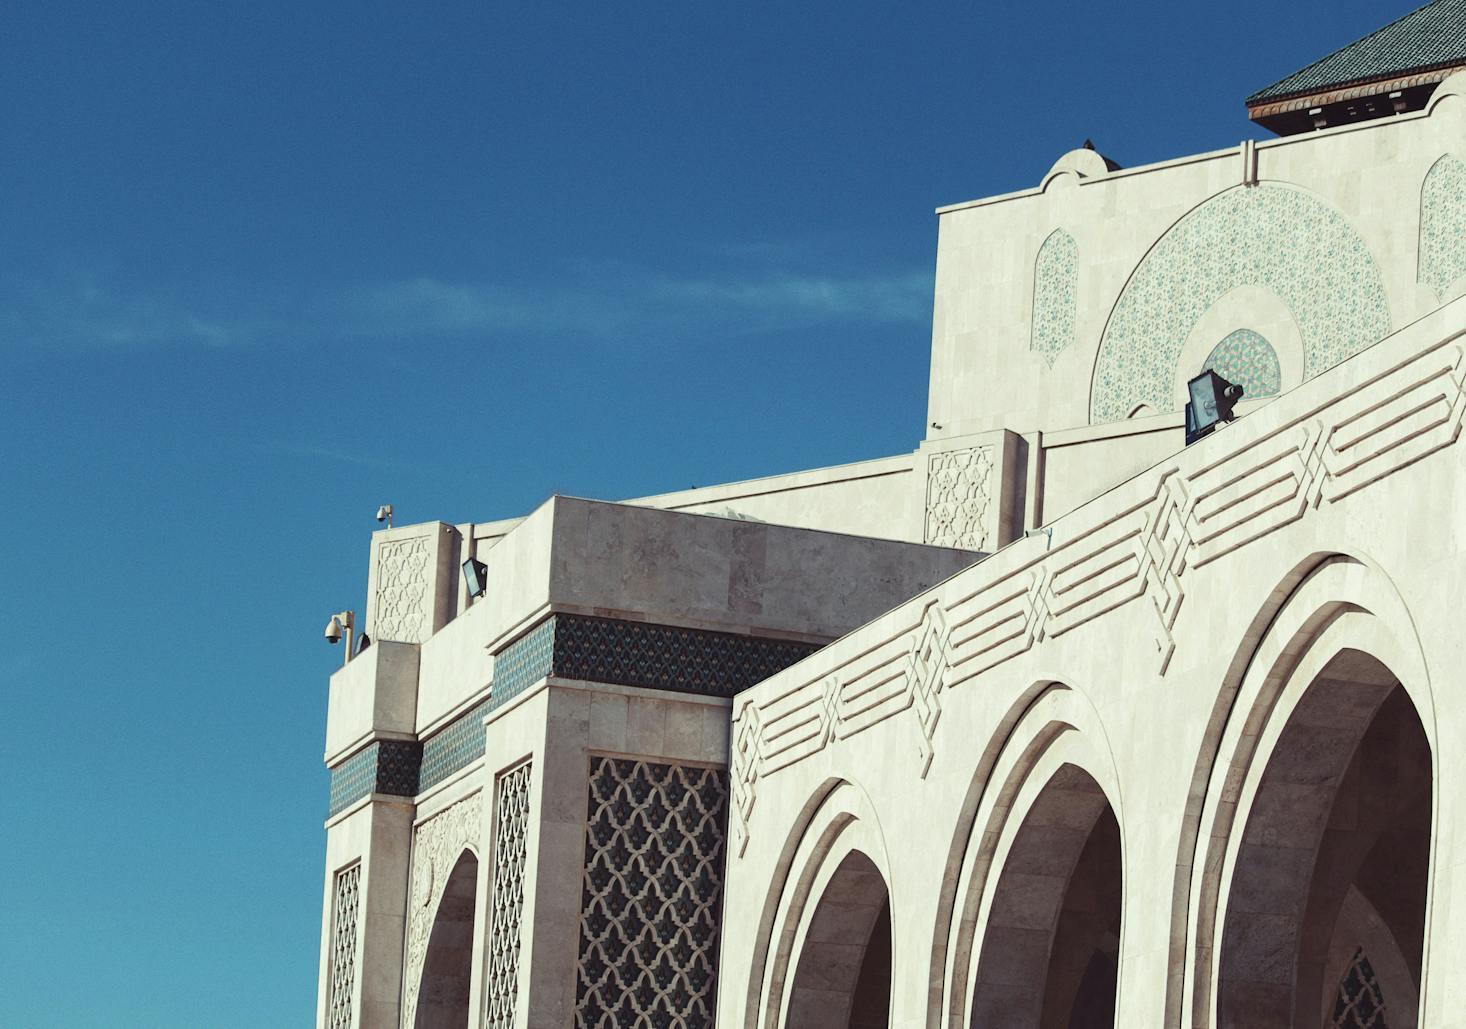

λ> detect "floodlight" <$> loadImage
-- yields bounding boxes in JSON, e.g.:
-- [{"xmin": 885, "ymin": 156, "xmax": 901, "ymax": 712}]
[
  {"xmin": 355, "ymin": 631, "xmax": 372, "ymax": 656},
  {"xmin": 1184, "ymin": 370, "xmax": 1244, "ymax": 446},
  {"xmin": 462, "ymin": 557, "xmax": 489, "ymax": 599}
]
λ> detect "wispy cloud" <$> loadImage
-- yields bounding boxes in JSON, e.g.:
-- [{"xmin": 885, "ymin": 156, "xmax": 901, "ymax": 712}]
[
  {"xmin": 2, "ymin": 256, "xmax": 931, "ymax": 352},
  {"xmin": 332, "ymin": 266, "xmax": 931, "ymax": 341},
  {"xmin": 0, "ymin": 275, "xmax": 239, "ymax": 351}
]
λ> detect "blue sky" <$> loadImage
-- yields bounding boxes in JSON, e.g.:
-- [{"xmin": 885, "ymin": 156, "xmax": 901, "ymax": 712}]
[{"xmin": 0, "ymin": 1, "xmax": 1396, "ymax": 1024}]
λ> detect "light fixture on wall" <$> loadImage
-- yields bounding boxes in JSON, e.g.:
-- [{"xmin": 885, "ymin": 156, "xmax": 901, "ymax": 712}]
[
  {"xmin": 1184, "ymin": 370, "xmax": 1244, "ymax": 446},
  {"xmin": 324, "ymin": 609, "xmax": 356, "ymax": 666},
  {"xmin": 462, "ymin": 557, "xmax": 488, "ymax": 599},
  {"xmin": 375, "ymin": 504, "xmax": 394, "ymax": 528}
]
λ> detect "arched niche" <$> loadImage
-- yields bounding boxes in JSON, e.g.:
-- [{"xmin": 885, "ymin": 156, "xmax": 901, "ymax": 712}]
[
  {"xmin": 1090, "ymin": 184, "xmax": 1390, "ymax": 423},
  {"xmin": 1213, "ymin": 648, "xmax": 1432, "ymax": 1029},
  {"xmin": 969, "ymin": 763, "xmax": 1122, "ymax": 1029},
  {"xmin": 415, "ymin": 848, "xmax": 480, "ymax": 1029},
  {"xmin": 1169, "ymin": 285, "xmax": 1304, "ymax": 406},
  {"xmin": 784, "ymin": 849, "xmax": 893, "ymax": 1029}
]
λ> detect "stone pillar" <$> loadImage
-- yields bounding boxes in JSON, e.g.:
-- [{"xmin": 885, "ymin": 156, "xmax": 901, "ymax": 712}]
[
  {"xmin": 317, "ymin": 797, "xmax": 415, "ymax": 1029},
  {"xmin": 505, "ymin": 681, "xmax": 732, "ymax": 1029}
]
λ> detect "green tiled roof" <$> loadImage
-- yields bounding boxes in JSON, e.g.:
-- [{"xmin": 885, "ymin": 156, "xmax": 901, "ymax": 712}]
[{"xmin": 1248, "ymin": 0, "xmax": 1466, "ymax": 103}]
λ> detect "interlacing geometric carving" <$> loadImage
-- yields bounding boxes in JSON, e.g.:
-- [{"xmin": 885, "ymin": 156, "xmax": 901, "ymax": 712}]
[
  {"xmin": 326, "ymin": 862, "xmax": 361, "ymax": 1029},
  {"xmin": 925, "ymin": 446, "xmax": 994, "ymax": 550},
  {"xmin": 486, "ymin": 763, "xmax": 532, "ymax": 1029},
  {"xmin": 1031, "ymin": 229, "xmax": 1078, "ymax": 366},
  {"xmin": 731, "ymin": 332, "xmax": 1466, "ymax": 853},
  {"xmin": 1420, "ymin": 153, "xmax": 1466, "ymax": 302},
  {"xmin": 374, "ymin": 534, "xmax": 433, "ymax": 643},
  {"xmin": 575, "ymin": 758, "xmax": 729, "ymax": 1028},
  {"xmin": 402, "ymin": 794, "xmax": 481, "ymax": 1028},
  {"xmin": 1091, "ymin": 184, "xmax": 1391, "ymax": 422},
  {"xmin": 1331, "ymin": 948, "xmax": 1391, "ymax": 1029}
]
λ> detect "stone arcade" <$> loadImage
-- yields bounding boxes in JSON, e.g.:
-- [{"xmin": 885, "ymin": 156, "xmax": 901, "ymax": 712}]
[{"xmin": 316, "ymin": 9, "xmax": 1466, "ymax": 1029}]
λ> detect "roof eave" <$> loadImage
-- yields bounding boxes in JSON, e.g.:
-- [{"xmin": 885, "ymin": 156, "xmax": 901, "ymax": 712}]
[{"xmin": 1246, "ymin": 61, "xmax": 1466, "ymax": 119}]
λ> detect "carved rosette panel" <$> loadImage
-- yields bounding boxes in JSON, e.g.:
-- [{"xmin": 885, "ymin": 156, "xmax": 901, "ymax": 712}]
[
  {"xmin": 402, "ymin": 794, "xmax": 482, "ymax": 1028},
  {"xmin": 326, "ymin": 863, "xmax": 361, "ymax": 1029},
  {"xmin": 575, "ymin": 758, "xmax": 729, "ymax": 1028},
  {"xmin": 1331, "ymin": 948, "xmax": 1389, "ymax": 1028},
  {"xmin": 374, "ymin": 535, "xmax": 433, "ymax": 643},
  {"xmin": 1420, "ymin": 153, "xmax": 1466, "ymax": 302},
  {"xmin": 485, "ymin": 763, "xmax": 532, "ymax": 1029},
  {"xmin": 925, "ymin": 446, "xmax": 994, "ymax": 550}
]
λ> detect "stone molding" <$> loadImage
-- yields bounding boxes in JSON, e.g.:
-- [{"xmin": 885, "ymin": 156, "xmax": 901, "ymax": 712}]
[{"xmin": 733, "ymin": 316, "xmax": 1466, "ymax": 854}]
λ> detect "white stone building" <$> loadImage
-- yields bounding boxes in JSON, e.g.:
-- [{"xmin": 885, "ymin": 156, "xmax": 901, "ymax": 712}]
[{"xmin": 316, "ymin": 6, "xmax": 1466, "ymax": 1027}]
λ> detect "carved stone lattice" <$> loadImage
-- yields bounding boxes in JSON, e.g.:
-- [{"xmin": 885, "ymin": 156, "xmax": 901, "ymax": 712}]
[
  {"xmin": 1331, "ymin": 948, "xmax": 1391, "ymax": 1029},
  {"xmin": 374, "ymin": 535, "xmax": 433, "ymax": 643},
  {"xmin": 403, "ymin": 794, "xmax": 482, "ymax": 1028},
  {"xmin": 925, "ymin": 447, "xmax": 994, "ymax": 550},
  {"xmin": 576, "ymin": 758, "xmax": 729, "ymax": 1028},
  {"xmin": 486, "ymin": 763, "xmax": 532, "ymax": 1029},
  {"xmin": 326, "ymin": 863, "xmax": 361, "ymax": 1029}
]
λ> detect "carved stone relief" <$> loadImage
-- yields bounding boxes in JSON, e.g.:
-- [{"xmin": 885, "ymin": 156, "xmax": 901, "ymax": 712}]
[
  {"xmin": 374, "ymin": 534, "xmax": 434, "ymax": 643},
  {"xmin": 925, "ymin": 446, "xmax": 994, "ymax": 550},
  {"xmin": 402, "ymin": 794, "xmax": 482, "ymax": 1027}
]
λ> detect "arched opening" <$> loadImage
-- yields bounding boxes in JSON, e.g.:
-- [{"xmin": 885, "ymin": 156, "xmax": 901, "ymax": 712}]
[
  {"xmin": 785, "ymin": 850, "xmax": 892, "ymax": 1029},
  {"xmin": 970, "ymin": 764, "xmax": 1122, "ymax": 1029},
  {"xmin": 416, "ymin": 848, "xmax": 479, "ymax": 1029},
  {"xmin": 1217, "ymin": 651, "xmax": 1432, "ymax": 1029}
]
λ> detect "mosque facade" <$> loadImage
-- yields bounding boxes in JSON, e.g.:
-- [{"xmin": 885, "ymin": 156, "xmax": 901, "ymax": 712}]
[{"xmin": 315, "ymin": 6, "xmax": 1466, "ymax": 1027}]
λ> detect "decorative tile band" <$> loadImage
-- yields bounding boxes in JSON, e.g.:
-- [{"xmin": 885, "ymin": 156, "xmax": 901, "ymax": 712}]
[
  {"xmin": 328, "ymin": 615, "xmax": 819, "ymax": 814},
  {"xmin": 552, "ymin": 614, "xmax": 823, "ymax": 698},
  {"xmin": 327, "ymin": 739, "xmax": 422, "ymax": 817}
]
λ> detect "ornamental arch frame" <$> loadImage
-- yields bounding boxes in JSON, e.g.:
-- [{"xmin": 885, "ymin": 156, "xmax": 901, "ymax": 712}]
[
  {"xmin": 932, "ymin": 679, "xmax": 1125, "ymax": 1029},
  {"xmin": 1170, "ymin": 552, "xmax": 1439, "ymax": 1029},
  {"xmin": 746, "ymin": 778, "xmax": 896, "ymax": 1029}
]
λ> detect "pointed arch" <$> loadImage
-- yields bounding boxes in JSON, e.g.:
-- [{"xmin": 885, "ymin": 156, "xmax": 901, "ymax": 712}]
[
  {"xmin": 415, "ymin": 847, "xmax": 480, "ymax": 1029},
  {"xmin": 1031, "ymin": 229, "xmax": 1079, "ymax": 367},
  {"xmin": 1418, "ymin": 153, "xmax": 1466, "ymax": 302}
]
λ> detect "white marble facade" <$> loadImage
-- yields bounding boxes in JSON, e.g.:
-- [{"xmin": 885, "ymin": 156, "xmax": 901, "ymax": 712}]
[{"xmin": 316, "ymin": 71, "xmax": 1466, "ymax": 1029}]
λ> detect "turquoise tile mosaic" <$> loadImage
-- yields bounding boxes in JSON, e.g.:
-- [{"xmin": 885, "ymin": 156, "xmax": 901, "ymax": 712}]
[
  {"xmin": 1090, "ymin": 184, "xmax": 1390, "ymax": 422},
  {"xmin": 1203, "ymin": 329, "xmax": 1282, "ymax": 399},
  {"xmin": 327, "ymin": 739, "xmax": 422, "ymax": 817},
  {"xmin": 328, "ymin": 614, "xmax": 820, "ymax": 814},
  {"xmin": 418, "ymin": 697, "xmax": 492, "ymax": 793},
  {"xmin": 552, "ymin": 614, "xmax": 821, "ymax": 697}
]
